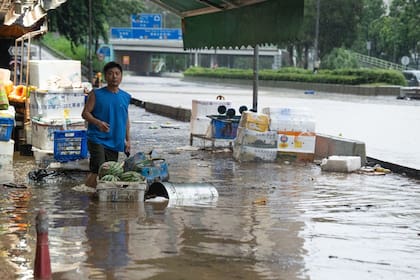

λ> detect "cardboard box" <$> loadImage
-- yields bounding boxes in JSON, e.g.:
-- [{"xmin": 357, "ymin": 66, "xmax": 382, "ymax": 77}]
[
  {"xmin": 233, "ymin": 143, "xmax": 278, "ymax": 162},
  {"xmin": 277, "ymin": 131, "xmax": 316, "ymax": 154},
  {"xmin": 239, "ymin": 111, "xmax": 269, "ymax": 132},
  {"xmin": 235, "ymin": 127, "xmax": 277, "ymax": 148}
]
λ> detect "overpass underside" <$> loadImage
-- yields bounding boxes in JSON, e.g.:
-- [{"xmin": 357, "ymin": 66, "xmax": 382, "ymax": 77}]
[{"xmin": 110, "ymin": 39, "xmax": 284, "ymax": 75}]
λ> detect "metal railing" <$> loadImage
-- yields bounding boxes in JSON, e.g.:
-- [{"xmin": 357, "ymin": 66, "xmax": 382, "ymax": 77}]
[{"xmin": 352, "ymin": 52, "xmax": 409, "ymax": 71}]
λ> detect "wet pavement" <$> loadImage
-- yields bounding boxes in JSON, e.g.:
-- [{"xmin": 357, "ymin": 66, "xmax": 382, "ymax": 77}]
[
  {"xmin": 121, "ymin": 75, "xmax": 420, "ymax": 170},
  {"xmin": 1, "ymin": 105, "xmax": 420, "ymax": 280}
]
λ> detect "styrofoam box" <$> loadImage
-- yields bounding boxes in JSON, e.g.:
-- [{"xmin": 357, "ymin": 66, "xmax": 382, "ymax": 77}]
[
  {"xmin": 321, "ymin": 156, "xmax": 361, "ymax": 173},
  {"xmin": 0, "ymin": 140, "xmax": 14, "ymax": 184},
  {"xmin": 233, "ymin": 143, "xmax": 278, "ymax": 162},
  {"xmin": 191, "ymin": 99, "xmax": 232, "ymax": 117},
  {"xmin": 278, "ymin": 132, "xmax": 316, "ymax": 154},
  {"xmin": 190, "ymin": 116, "xmax": 211, "ymax": 135},
  {"xmin": 32, "ymin": 146, "xmax": 54, "ymax": 168},
  {"xmin": 31, "ymin": 118, "xmax": 86, "ymax": 151},
  {"xmin": 0, "ymin": 68, "xmax": 11, "ymax": 83},
  {"xmin": 30, "ymin": 88, "xmax": 85, "ymax": 119},
  {"xmin": 235, "ymin": 127, "xmax": 277, "ymax": 148},
  {"xmin": 0, "ymin": 105, "xmax": 16, "ymax": 119},
  {"xmin": 29, "ymin": 60, "xmax": 82, "ymax": 89},
  {"xmin": 262, "ymin": 107, "xmax": 313, "ymax": 119},
  {"xmin": 270, "ymin": 119, "xmax": 316, "ymax": 132}
]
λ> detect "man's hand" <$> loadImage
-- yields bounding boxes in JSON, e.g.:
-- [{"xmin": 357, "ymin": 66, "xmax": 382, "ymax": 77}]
[{"xmin": 96, "ymin": 120, "xmax": 110, "ymax": 132}]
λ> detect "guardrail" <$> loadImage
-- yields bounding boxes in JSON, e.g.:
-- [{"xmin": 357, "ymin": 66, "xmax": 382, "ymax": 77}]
[{"xmin": 352, "ymin": 52, "xmax": 410, "ymax": 71}]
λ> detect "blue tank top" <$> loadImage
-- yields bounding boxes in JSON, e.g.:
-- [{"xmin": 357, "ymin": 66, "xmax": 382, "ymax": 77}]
[{"xmin": 87, "ymin": 87, "xmax": 131, "ymax": 152}]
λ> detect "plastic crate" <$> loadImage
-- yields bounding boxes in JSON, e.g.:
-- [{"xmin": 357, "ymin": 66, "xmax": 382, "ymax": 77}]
[
  {"xmin": 53, "ymin": 130, "xmax": 88, "ymax": 162},
  {"xmin": 0, "ymin": 117, "xmax": 14, "ymax": 141},
  {"xmin": 140, "ymin": 159, "xmax": 169, "ymax": 185},
  {"xmin": 96, "ymin": 181, "xmax": 146, "ymax": 202},
  {"xmin": 209, "ymin": 115, "xmax": 240, "ymax": 139}
]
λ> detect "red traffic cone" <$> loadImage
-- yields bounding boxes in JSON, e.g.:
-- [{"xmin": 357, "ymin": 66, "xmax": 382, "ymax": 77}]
[{"xmin": 34, "ymin": 209, "xmax": 51, "ymax": 280}]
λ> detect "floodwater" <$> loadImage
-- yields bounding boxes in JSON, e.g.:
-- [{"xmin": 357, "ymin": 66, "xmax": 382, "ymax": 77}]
[
  {"xmin": 1, "ymin": 105, "xmax": 420, "ymax": 280},
  {"xmin": 122, "ymin": 75, "xmax": 420, "ymax": 170}
]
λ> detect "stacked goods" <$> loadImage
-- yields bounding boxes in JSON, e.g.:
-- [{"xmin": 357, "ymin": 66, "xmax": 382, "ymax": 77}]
[
  {"xmin": 30, "ymin": 88, "xmax": 86, "ymax": 119},
  {"xmin": 0, "ymin": 139, "xmax": 14, "ymax": 184},
  {"xmin": 0, "ymin": 104, "xmax": 15, "ymax": 142},
  {"xmin": 190, "ymin": 98, "xmax": 232, "ymax": 136},
  {"xmin": 233, "ymin": 111, "xmax": 278, "ymax": 162},
  {"xmin": 27, "ymin": 60, "xmax": 87, "ymax": 165},
  {"xmin": 262, "ymin": 107, "xmax": 316, "ymax": 161},
  {"xmin": 0, "ymin": 107, "xmax": 16, "ymax": 180}
]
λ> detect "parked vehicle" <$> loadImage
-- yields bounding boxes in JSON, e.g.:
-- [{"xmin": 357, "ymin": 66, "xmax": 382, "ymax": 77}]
[{"xmin": 402, "ymin": 70, "xmax": 420, "ymax": 87}]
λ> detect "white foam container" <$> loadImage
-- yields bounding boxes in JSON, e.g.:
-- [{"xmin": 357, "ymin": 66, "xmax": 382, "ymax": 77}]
[
  {"xmin": 30, "ymin": 88, "xmax": 86, "ymax": 119},
  {"xmin": 0, "ymin": 68, "xmax": 11, "ymax": 83},
  {"xmin": 31, "ymin": 118, "xmax": 86, "ymax": 151},
  {"xmin": 0, "ymin": 140, "xmax": 14, "ymax": 183},
  {"xmin": 320, "ymin": 156, "xmax": 361, "ymax": 173},
  {"xmin": 191, "ymin": 99, "xmax": 232, "ymax": 117},
  {"xmin": 29, "ymin": 60, "xmax": 82, "ymax": 89},
  {"xmin": 190, "ymin": 116, "xmax": 211, "ymax": 135}
]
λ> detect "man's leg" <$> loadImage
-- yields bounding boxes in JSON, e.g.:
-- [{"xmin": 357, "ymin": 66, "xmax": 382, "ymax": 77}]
[{"xmin": 86, "ymin": 141, "xmax": 105, "ymax": 188}]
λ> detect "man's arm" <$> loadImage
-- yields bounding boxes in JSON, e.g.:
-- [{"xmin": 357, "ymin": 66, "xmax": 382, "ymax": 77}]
[
  {"xmin": 125, "ymin": 114, "xmax": 131, "ymax": 154},
  {"xmin": 81, "ymin": 91, "xmax": 109, "ymax": 132}
]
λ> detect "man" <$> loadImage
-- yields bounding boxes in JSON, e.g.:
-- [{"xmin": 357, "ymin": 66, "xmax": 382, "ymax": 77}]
[{"xmin": 82, "ymin": 61, "xmax": 131, "ymax": 188}]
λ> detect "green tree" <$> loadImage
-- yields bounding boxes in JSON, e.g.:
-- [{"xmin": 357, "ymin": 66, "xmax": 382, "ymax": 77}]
[
  {"xmin": 389, "ymin": 0, "xmax": 420, "ymax": 67},
  {"xmin": 48, "ymin": 0, "xmax": 144, "ymax": 51},
  {"xmin": 352, "ymin": 0, "xmax": 386, "ymax": 56},
  {"xmin": 322, "ymin": 47, "xmax": 359, "ymax": 69},
  {"xmin": 289, "ymin": 0, "xmax": 363, "ymax": 69}
]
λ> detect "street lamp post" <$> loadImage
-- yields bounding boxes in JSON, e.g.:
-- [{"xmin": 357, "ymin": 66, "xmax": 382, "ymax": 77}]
[
  {"xmin": 88, "ymin": 0, "xmax": 93, "ymax": 83},
  {"xmin": 314, "ymin": 0, "xmax": 320, "ymax": 64}
]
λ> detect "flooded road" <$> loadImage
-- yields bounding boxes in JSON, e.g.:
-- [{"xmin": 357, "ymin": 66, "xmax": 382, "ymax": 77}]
[
  {"xmin": 121, "ymin": 75, "xmax": 420, "ymax": 170},
  {"xmin": 2, "ymin": 105, "xmax": 420, "ymax": 279}
]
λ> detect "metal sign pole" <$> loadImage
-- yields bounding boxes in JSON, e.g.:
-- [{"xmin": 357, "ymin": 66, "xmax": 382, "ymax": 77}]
[{"xmin": 252, "ymin": 45, "xmax": 259, "ymax": 112}]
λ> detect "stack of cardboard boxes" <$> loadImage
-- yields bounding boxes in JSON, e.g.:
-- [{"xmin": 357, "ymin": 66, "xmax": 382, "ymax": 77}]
[{"xmin": 233, "ymin": 107, "xmax": 316, "ymax": 162}]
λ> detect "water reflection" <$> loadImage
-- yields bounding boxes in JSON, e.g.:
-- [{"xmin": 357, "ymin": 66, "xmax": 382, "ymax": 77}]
[{"xmin": 2, "ymin": 106, "xmax": 420, "ymax": 279}]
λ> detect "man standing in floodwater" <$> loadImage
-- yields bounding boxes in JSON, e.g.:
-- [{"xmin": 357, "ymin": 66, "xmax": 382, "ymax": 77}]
[{"xmin": 82, "ymin": 61, "xmax": 131, "ymax": 188}]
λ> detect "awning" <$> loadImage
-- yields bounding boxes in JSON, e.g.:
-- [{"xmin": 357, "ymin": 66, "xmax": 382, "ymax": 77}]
[{"xmin": 150, "ymin": 0, "xmax": 304, "ymax": 49}]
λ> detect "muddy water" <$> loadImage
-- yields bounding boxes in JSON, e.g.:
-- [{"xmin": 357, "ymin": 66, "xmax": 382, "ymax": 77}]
[{"xmin": 1, "ymin": 106, "xmax": 420, "ymax": 280}]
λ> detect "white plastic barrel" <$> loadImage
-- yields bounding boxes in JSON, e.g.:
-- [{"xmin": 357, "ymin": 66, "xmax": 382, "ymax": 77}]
[{"xmin": 145, "ymin": 182, "xmax": 219, "ymax": 207}]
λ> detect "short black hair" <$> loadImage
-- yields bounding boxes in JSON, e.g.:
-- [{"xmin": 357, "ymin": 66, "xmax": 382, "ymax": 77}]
[{"xmin": 103, "ymin": 61, "xmax": 123, "ymax": 74}]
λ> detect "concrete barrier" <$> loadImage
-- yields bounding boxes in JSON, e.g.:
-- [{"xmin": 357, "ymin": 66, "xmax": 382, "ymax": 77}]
[
  {"xmin": 142, "ymin": 101, "xmax": 191, "ymax": 122},
  {"xmin": 183, "ymin": 77, "xmax": 401, "ymax": 96}
]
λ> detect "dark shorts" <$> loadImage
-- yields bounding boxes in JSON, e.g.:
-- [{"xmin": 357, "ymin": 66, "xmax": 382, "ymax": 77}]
[{"xmin": 87, "ymin": 140, "xmax": 119, "ymax": 173}]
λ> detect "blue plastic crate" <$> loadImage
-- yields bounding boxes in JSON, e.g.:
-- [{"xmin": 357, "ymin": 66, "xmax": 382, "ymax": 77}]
[
  {"xmin": 0, "ymin": 117, "xmax": 14, "ymax": 141},
  {"xmin": 140, "ymin": 159, "xmax": 169, "ymax": 185},
  {"xmin": 53, "ymin": 130, "xmax": 88, "ymax": 162},
  {"xmin": 210, "ymin": 116, "xmax": 240, "ymax": 139}
]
